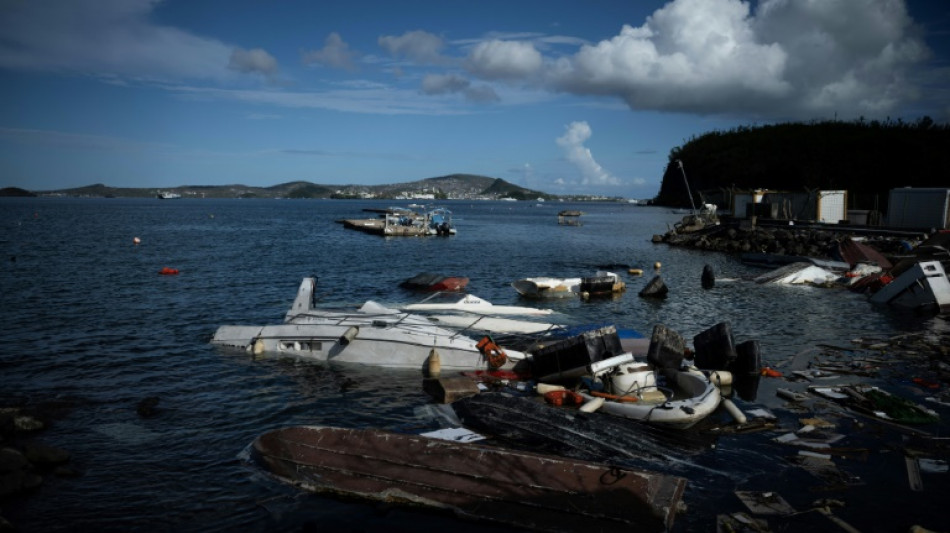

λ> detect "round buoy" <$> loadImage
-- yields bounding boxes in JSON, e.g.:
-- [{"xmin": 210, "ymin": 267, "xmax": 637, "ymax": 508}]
[
  {"xmin": 654, "ymin": 261, "xmax": 662, "ymax": 270},
  {"xmin": 133, "ymin": 237, "xmax": 141, "ymax": 245}
]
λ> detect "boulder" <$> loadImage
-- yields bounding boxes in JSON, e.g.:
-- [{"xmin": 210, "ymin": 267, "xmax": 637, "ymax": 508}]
[{"xmin": 638, "ymin": 276, "xmax": 669, "ymax": 298}]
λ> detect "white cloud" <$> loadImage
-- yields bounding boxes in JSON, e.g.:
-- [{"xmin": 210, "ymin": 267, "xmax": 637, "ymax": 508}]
[
  {"xmin": 378, "ymin": 30, "xmax": 446, "ymax": 64},
  {"xmin": 229, "ymin": 48, "xmax": 279, "ymax": 75},
  {"xmin": 466, "ymin": 40, "xmax": 544, "ymax": 80},
  {"xmin": 302, "ymin": 33, "xmax": 358, "ymax": 71},
  {"xmin": 555, "ymin": 121, "xmax": 620, "ymax": 186},
  {"xmin": 465, "ymin": 0, "xmax": 932, "ymax": 119}
]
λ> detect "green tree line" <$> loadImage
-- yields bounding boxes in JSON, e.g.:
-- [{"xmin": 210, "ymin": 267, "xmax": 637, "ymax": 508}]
[{"xmin": 655, "ymin": 117, "xmax": 950, "ymax": 213}]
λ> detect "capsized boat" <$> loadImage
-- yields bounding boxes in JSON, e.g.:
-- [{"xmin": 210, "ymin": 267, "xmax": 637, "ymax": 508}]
[
  {"xmin": 211, "ymin": 278, "xmax": 527, "ymax": 371},
  {"xmin": 250, "ymin": 425, "xmax": 686, "ymax": 532},
  {"xmin": 512, "ymin": 271, "xmax": 625, "ymax": 299}
]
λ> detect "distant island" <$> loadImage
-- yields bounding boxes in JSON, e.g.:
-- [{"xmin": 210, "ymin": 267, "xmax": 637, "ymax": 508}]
[{"xmin": 0, "ymin": 174, "xmax": 630, "ymax": 202}]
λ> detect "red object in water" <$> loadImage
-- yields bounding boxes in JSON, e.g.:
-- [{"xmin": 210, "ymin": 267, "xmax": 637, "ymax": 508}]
[
  {"xmin": 913, "ymin": 377, "xmax": 940, "ymax": 390},
  {"xmin": 760, "ymin": 367, "xmax": 783, "ymax": 378},
  {"xmin": 159, "ymin": 267, "xmax": 180, "ymax": 275},
  {"xmin": 429, "ymin": 276, "xmax": 469, "ymax": 292},
  {"xmin": 543, "ymin": 390, "xmax": 585, "ymax": 407}
]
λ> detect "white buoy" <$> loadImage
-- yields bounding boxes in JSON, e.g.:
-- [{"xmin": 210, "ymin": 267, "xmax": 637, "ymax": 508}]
[
  {"xmin": 133, "ymin": 237, "xmax": 141, "ymax": 245},
  {"xmin": 252, "ymin": 338, "xmax": 265, "ymax": 356},
  {"xmin": 427, "ymin": 348, "xmax": 441, "ymax": 378},
  {"xmin": 339, "ymin": 326, "xmax": 359, "ymax": 346},
  {"xmin": 710, "ymin": 370, "xmax": 733, "ymax": 388},
  {"xmin": 722, "ymin": 398, "xmax": 747, "ymax": 424},
  {"xmin": 579, "ymin": 396, "xmax": 605, "ymax": 413},
  {"xmin": 536, "ymin": 383, "xmax": 566, "ymax": 395}
]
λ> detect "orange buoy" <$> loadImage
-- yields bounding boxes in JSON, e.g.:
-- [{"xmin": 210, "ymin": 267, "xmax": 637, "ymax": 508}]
[
  {"xmin": 543, "ymin": 390, "xmax": 584, "ymax": 407},
  {"xmin": 159, "ymin": 267, "xmax": 179, "ymax": 275},
  {"xmin": 760, "ymin": 367, "xmax": 782, "ymax": 378}
]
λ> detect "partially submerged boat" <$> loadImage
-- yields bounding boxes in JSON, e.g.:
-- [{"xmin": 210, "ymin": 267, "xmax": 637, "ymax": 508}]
[
  {"xmin": 512, "ymin": 271, "xmax": 625, "ymax": 299},
  {"xmin": 211, "ymin": 278, "xmax": 527, "ymax": 371},
  {"xmin": 868, "ymin": 260, "xmax": 950, "ymax": 313},
  {"xmin": 399, "ymin": 272, "xmax": 469, "ymax": 292},
  {"xmin": 250, "ymin": 425, "xmax": 686, "ymax": 532},
  {"xmin": 528, "ymin": 325, "xmax": 724, "ymax": 429}
]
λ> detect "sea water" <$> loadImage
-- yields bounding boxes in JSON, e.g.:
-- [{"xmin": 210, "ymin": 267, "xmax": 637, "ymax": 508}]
[{"xmin": 0, "ymin": 197, "xmax": 947, "ymax": 532}]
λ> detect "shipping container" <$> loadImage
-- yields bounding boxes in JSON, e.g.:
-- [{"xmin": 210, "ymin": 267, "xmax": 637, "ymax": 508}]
[{"xmin": 887, "ymin": 188, "xmax": 950, "ymax": 230}]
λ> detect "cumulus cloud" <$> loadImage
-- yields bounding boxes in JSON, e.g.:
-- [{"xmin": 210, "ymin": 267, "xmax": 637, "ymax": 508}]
[
  {"xmin": 462, "ymin": 0, "xmax": 932, "ymax": 119},
  {"xmin": 302, "ymin": 32, "xmax": 358, "ymax": 71},
  {"xmin": 229, "ymin": 48, "xmax": 279, "ymax": 75},
  {"xmin": 466, "ymin": 40, "xmax": 544, "ymax": 80},
  {"xmin": 0, "ymin": 0, "xmax": 240, "ymax": 81},
  {"xmin": 379, "ymin": 30, "xmax": 446, "ymax": 64},
  {"xmin": 555, "ymin": 122, "xmax": 620, "ymax": 186}
]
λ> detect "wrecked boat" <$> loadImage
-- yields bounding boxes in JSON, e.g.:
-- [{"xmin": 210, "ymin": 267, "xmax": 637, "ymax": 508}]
[
  {"xmin": 211, "ymin": 278, "xmax": 528, "ymax": 371},
  {"xmin": 250, "ymin": 425, "xmax": 686, "ymax": 533},
  {"xmin": 399, "ymin": 272, "xmax": 469, "ymax": 292},
  {"xmin": 528, "ymin": 325, "xmax": 724, "ymax": 429},
  {"xmin": 512, "ymin": 271, "xmax": 625, "ymax": 299},
  {"xmin": 868, "ymin": 260, "xmax": 950, "ymax": 313}
]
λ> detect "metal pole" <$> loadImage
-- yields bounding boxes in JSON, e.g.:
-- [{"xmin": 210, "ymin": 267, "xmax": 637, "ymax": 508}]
[{"xmin": 676, "ymin": 160, "xmax": 697, "ymax": 213}]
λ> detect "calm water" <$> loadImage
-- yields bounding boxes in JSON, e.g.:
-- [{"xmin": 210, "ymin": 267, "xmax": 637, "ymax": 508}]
[{"xmin": 1, "ymin": 198, "xmax": 947, "ymax": 532}]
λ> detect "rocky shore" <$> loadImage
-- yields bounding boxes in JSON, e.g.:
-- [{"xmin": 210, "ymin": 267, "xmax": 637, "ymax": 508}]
[{"xmin": 652, "ymin": 213, "xmax": 920, "ymax": 262}]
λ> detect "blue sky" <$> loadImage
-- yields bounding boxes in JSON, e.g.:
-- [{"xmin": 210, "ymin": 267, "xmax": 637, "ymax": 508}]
[{"xmin": 2, "ymin": 0, "xmax": 949, "ymax": 198}]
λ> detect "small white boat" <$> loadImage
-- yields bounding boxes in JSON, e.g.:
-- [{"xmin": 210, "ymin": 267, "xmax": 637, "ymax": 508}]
[
  {"xmin": 211, "ymin": 278, "xmax": 527, "ymax": 371},
  {"xmin": 157, "ymin": 191, "xmax": 181, "ymax": 199},
  {"xmin": 512, "ymin": 276, "xmax": 581, "ymax": 299},
  {"xmin": 578, "ymin": 359, "xmax": 722, "ymax": 429},
  {"xmin": 532, "ymin": 326, "xmax": 722, "ymax": 429},
  {"xmin": 512, "ymin": 271, "xmax": 625, "ymax": 299}
]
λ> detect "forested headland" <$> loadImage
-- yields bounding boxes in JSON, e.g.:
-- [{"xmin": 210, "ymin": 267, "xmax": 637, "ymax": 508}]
[{"xmin": 654, "ymin": 117, "xmax": 950, "ymax": 213}]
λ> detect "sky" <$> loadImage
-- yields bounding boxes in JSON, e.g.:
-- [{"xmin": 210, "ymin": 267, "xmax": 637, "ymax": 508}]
[{"xmin": 2, "ymin": 0, "xmax": 949, "ymax": 198}]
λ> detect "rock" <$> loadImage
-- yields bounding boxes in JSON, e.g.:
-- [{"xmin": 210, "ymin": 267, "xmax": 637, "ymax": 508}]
[
  {"xmin": 22, "ymin": 442, "xmax": 71, "ymax": 466},
  {"xmin": 638, "ymin": 276, "xmax": 669, "ymax": 298},
  {"xmin": 0, "ymin": 447, "xmax": 42, "ymax": 498},
  {"xmin": 14, "ymin": 415, "xmax": 44, "ymax": 432},
  {"xmin": 0, "ymin": 447, "xmax": 30, "ymax": 473}
]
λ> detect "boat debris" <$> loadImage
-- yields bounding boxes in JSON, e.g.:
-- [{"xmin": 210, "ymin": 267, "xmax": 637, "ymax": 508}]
[{"xmin": 250, "ymin": 425, "xmax": 687, "ymax": 533}]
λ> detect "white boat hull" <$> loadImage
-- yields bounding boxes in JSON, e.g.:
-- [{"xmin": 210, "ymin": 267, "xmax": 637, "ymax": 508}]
[
  {"xmin": 512, "ymin": 277, "xmax": 581, "ymax": 299},
  {"xmin": 212, "ymin": 324, "xmax": 506, "ymax": 370},
  {"xmin": 579, "ymin": 369, "xmax": 721, "ymax": 429},
  {"xmin": 213, "ymin": 278, "xmax": 526, "ymax": 370}
]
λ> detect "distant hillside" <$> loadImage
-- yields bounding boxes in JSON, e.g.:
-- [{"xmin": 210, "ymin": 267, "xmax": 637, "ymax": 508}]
[
  {"xmin": 21, "ymin": 173, "xmax": 551, "ymax": 200},
  {"xmin": 655, "ymin": 117, "xmax": 950, "ymax": 212}
]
